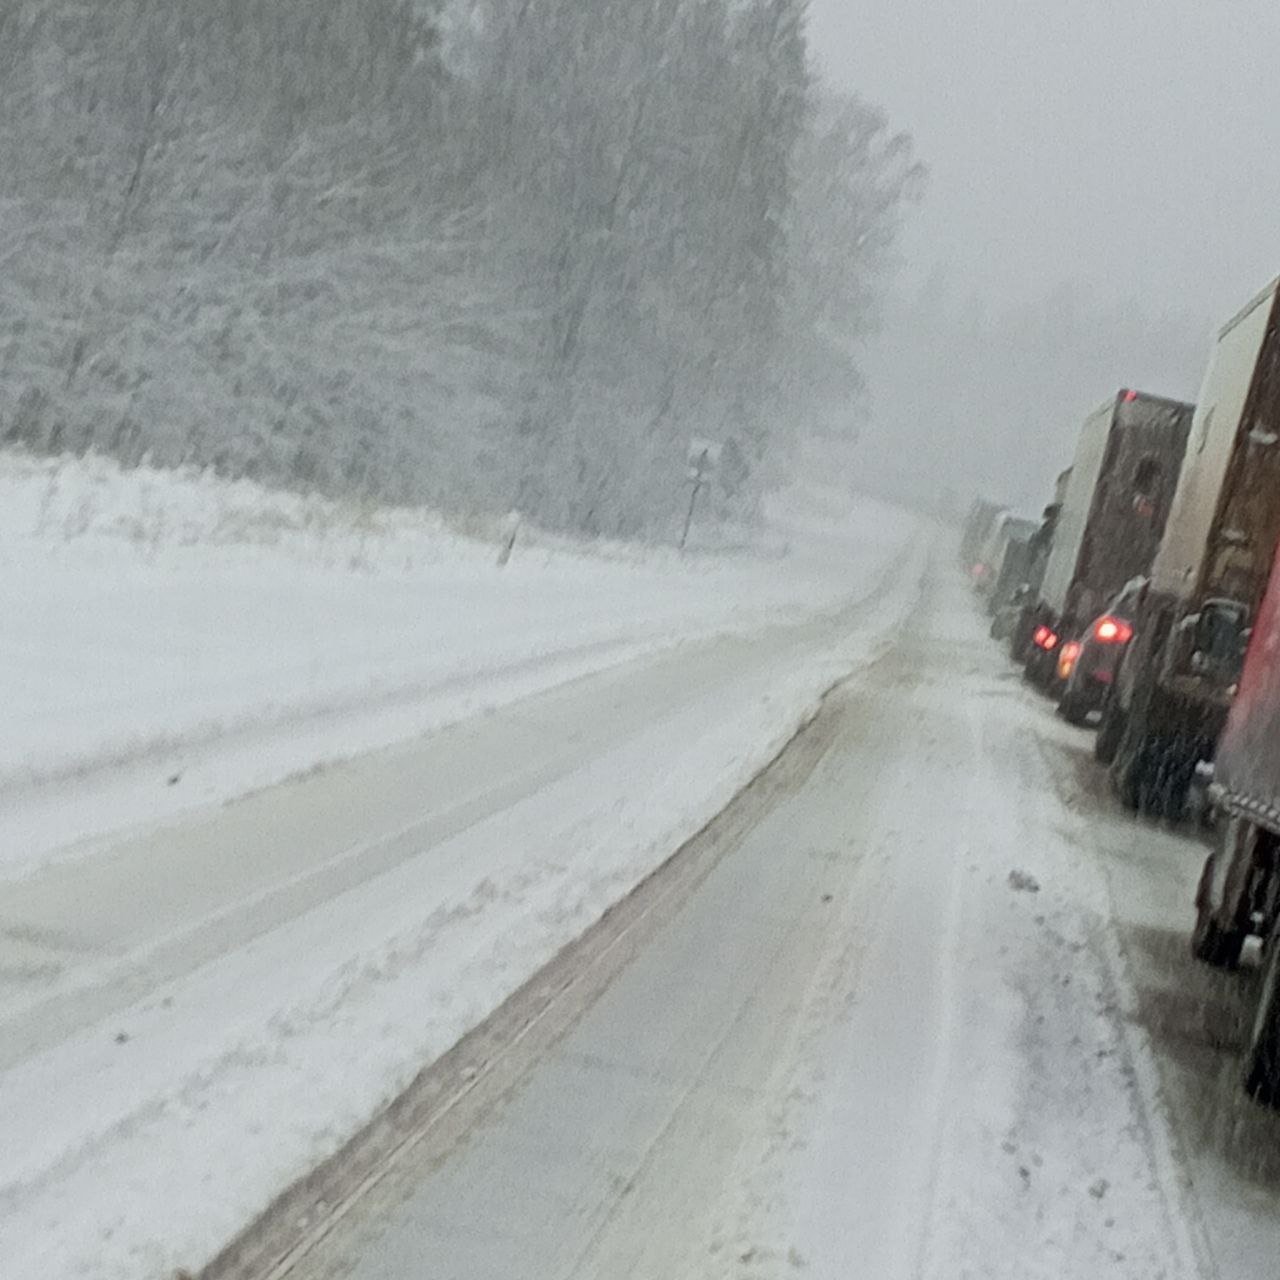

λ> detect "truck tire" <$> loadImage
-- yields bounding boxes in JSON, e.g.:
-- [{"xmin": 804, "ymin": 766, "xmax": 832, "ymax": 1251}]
[
  {"xmin": 1112, "ymin": 730, "xmax": 1195, "ymax": 820},
  {"xmin": 1111, "ymin": 729, "xmax": 1155, "ymax": 811},
  {"xmin": 1024, "ymin": 646, "xmax": 1055, "ymax": 692},
  {"xmin": 1157, "ymin": 738, "xmax": 1200, "ymax": 820},
  {"xmin": 1191, "ymin": 901, "xmax": 1246, "ymax": 968},
  {"xmin": 1191, "ymin": 849, "xmax": 1247, "ymax": 968},
  {"xmin": 1245, "ymin": 928, "xmax": 1280, "ymax": 1106},
  {"xmin": 1094, "ymin": 699, "xmax": 1124, "ymax": 764},
  {"xmin": 1057, "ymin": 688, "xmax": 1093, "ymax": 726}
]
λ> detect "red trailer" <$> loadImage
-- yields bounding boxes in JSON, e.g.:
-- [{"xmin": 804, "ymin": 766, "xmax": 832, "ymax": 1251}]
[{"xmin": 1194, "ymin": 534, "xmax": 1280, "ymax": 1102}]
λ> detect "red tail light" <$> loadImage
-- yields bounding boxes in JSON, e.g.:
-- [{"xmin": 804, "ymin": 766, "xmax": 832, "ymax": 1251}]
[
  {"xmin": 1093, "ymin": 615, "xmax": 1133, "ymax": 644},
  {"xmin": 1033, "ymin": 625, "xmax": 1059, "ymax": 651},
  {"xmin": 1058, "ymin": 640, "xmax": 1082, "ymax": 680}
]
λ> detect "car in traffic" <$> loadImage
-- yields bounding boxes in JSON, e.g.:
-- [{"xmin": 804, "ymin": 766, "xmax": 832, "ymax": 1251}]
[{"xmin": 1054, "ymin": 578, "xmax": 1146, "ymax": 725}]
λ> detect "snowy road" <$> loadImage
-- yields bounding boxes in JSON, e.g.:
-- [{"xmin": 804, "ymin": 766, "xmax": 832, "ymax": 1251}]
[
  {"xmin": 0, "ymin": 514, "xmax": 924, "ymax": 1279},
  {"xmin": 11, "ymin": 542, "xmax": 1280, "ymax": 1278},
  {"xmin": 227, "ymin": 565, "xmax": 1280, "ymax": 1280}
]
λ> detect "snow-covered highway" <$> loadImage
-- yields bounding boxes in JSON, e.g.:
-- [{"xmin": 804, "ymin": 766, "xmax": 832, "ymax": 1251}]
[
  {"xmin": 208, "ymin": 569, "xmax": 1280, "ymax": 1280},
  {"xmin": 9, "ymin": 465, "xmax": 1280, "ymax": 1279}
]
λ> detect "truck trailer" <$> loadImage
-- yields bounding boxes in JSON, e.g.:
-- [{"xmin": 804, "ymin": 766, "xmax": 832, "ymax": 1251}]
[
  {"xmin": 988, "ymin": 522, "xmax": 1038, "ymax": 614},
  {"xmin": 1006, "ymin": 470, "xmax": 1070, "ymax": 660},
  {"xmin": 1191, "ymin": 531, "xmax": 1280, "ymax": 1103},
  {"xmin": 977, "ymin": 513, "xmax": 1037, "ymax": 604},
  {"xmin": 1023, "ymin": 390, "xmax": 1193, "ymax": 685},
  {"xmin": 960, "ymin": 498, "xmax": 1006, "ymax": 573},
  {"xmin": 1104, "ymin": 278, "xmax": 1280, "ymax": 816}
]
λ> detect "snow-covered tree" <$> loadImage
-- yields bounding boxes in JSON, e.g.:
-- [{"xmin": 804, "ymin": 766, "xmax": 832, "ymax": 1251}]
[
  {"xmin": 779, "ymin": 91, "xmax": 926, "ymax": 456},
  {"xmin": 0, "ymin": 0, "xmax": 922, "ymax": 538}
]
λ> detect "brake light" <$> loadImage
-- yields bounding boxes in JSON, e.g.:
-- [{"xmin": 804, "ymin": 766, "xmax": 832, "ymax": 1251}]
[
  {"xmin": 1033, "ymin": 625, "xmax": 1059, "ymax": 651},
  {"xmin": 1058, "ymin": 640, "xmax": 1082, "ymax": 680},
  {"xmin": 1093, "ymin": 615, "xmax": 1133, "ymax": 644}
]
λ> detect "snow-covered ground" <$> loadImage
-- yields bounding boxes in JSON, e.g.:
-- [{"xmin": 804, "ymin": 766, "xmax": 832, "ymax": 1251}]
[
  {"xmin": 0, "ymin": 450, "xmax": 924, "ymax": 1279},
  {"xmin": 1, "ymin": 450, "xmax": 915, "ymax": 866}
]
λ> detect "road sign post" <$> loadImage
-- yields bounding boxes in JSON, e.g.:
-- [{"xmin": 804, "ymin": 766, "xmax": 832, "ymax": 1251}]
[{"xmin": 680, "ymin": 440, "xmax": 721, "ymax": 551}]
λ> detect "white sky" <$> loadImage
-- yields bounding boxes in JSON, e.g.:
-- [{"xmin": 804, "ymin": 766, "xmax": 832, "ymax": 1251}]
[
  {"xmin": 808, "ymin": 0, "xmax": 1280, "ymax": 316},
  {"xmin": 806, "ymin": 1, "xmax": 1280, "ymax": 507}
]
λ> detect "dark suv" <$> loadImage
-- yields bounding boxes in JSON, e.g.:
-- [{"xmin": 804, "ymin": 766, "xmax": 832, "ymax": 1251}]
[{"xmin": 1056, "ymin": 578, "xmax": 1146, "ymax": 725}]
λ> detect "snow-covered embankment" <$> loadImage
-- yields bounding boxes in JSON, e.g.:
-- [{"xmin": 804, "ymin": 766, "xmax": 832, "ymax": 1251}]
[{"xmin": 0, "ymin": 450, "xmax": 926, "ymax": 1279}]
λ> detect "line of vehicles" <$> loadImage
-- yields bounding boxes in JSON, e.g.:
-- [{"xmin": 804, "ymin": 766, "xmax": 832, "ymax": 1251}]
[{"xmin": 964, "ymin": 273, "xmax": 1280, "ymax": 1107}]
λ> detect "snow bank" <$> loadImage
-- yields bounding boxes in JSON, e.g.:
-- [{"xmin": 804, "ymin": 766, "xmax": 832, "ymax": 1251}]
[{"xmin": 1, "ymin": 450, "xmax": 913, "ymax": 866}]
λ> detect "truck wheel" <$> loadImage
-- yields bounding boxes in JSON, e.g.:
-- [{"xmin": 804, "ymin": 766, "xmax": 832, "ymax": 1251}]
[
  {"xmin": 1111, "ymin": 730, "xmax": 1153, "ymax": 810},
  {"xmin": 1191, "ymin": 853, "xmax": 1246, "ymax": 968},
  {"xmin": 1094, "ymin": 700, "xmax": 1124, "ymax": 764},
  {"xmin": 1112, "ymin": 731, "xmax": 1193, "ymax": 819},
  {"xmin": 1245, "ymin": 928, "xmax": 1280, "ymax": 1106},
  {"xmin": 1024, "ymin": 647, "xmax": 1054, "ymax": 691},
  {"xmin": 1191, "ymin": 902, "xmax": 1245, "ymax": 968},
  {"xmin": 1008, "ymin": 609, "xmax": 1030, "ymax": 662},
  {"xmin": 1153, "ymin": 739, "xmax": 1198, "ymax": 821},
  {"xmin": 1057, "ymin": 688, "xmax": 1092, "ymax": 726}
]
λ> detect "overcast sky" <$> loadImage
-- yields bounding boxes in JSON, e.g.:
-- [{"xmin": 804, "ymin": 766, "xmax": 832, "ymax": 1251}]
[{"xmin": 805, "ymin": 0, "xmax": 1280, "ymax": 508}]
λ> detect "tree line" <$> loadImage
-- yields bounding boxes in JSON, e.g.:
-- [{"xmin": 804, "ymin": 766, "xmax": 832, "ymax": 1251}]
[{"xmin": 0, "ymin": 0, "xmax": 923, "ymax": 537}]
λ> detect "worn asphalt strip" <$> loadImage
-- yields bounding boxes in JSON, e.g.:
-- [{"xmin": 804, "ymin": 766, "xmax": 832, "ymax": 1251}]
[{"xmin": 193, "ymin": 660, "xmax": 864, "ymax": 1280}]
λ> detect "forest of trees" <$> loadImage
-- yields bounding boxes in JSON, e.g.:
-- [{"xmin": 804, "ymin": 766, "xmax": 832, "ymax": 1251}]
[{"xmin": 0, "ymin": 0, "xmax": 923, "ymax": 537}]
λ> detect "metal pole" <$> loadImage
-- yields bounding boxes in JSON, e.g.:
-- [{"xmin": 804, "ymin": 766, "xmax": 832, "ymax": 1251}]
[
  {"xmin": 680, "ymin": 448, "xmax": 710, "ymax": 551},
  {"xmin": 680, "ymin": 480, "xmax": 703, "ymax": 551}
]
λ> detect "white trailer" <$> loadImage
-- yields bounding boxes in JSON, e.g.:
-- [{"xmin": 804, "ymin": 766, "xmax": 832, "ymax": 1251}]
[
  {"xmin": 1105, "ymin": 276, "xmax": 1280, "ymax": 816},
  {"xmin": 1037, "ymin": 399, "xmax": 1116, "ymax": 620},
  {"xmin": 1150, "ymin": 278, "xmax": 1279, "ymax": 601}
]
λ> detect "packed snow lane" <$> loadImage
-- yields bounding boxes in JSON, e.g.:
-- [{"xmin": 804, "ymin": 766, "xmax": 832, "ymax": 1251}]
[
  {"xmin": 0, "ymin": 525, "xmax": 925, "ymax": 1280},
  {"xmin": 1038, "ymin": 716, "xmax": 1280, "ymax": 1277},
  {"xmin": 246, "ymin": 568, "xmax": 1212, "ymax": 1280}
]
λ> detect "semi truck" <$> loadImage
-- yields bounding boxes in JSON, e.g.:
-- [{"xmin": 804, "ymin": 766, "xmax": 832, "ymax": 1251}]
[
  {"xmin": 988, "ymin": 522, "xmax": 1038, "ymax": 613},
  {"xmin": 1006, "ymin": 470, "xmax": 1069, "ymax": 660},
  {"xmin": 960, "ymin": 498, "xmax": 1006, "ymax": 571},
  {"xmin": 1191, "ymin": 532, "xmax": 1280, "ymax": 1103},
  {"xmin": 1103, "ymin": 278, "xmax": 1280, "ymax": 816},
  {"xmin": 1023, "ymin": 390, "xmax": 1193, "ymax": 685},
  {"xmin": 976, "ymin": 513, "xmax": 1038, "ymax": 603}
]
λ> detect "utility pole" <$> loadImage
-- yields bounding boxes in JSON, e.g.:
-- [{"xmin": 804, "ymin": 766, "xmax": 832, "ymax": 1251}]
[{"xmin": 680, "ymin": 440, "xmax": 720, "ymax": 552}]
